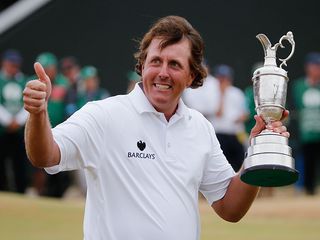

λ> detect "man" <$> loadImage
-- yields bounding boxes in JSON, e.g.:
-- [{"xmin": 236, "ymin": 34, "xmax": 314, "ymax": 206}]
[
  {"xmin": 23, "ymin": 16, "xmax": 289, "ymax": 239},
  {"xmin": 0, "ymin": 49, "xmax": 29, "ymax": 193},
  {"xmin": 211, "ymin": 64, "xmax": 248, "ymax": 172},
  {"xmin": 292, "ymin": 52, "xmax": 320, "ymax": 195}
]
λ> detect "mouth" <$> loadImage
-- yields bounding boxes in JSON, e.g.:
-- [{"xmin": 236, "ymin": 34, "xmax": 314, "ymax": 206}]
[{"xmin": 153, "ymin": 83, "xmax": 172, "ymax": 90}]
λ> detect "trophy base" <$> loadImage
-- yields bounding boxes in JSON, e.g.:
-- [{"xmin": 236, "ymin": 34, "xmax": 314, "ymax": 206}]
[
  {"xmin": 240, "ymin": 164, "xmax": 299, "ymax": 187},
  {"xmin": 241, "ymin": 132, "xmax": 299, "ymax": 187}
]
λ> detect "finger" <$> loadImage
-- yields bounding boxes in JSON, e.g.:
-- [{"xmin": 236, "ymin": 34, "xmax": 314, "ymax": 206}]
[
  {"xmin": 281, "ymin": 109, "xmax": 289, "ymax": 121},
  {"xmin": 25, "ymin": 80, "xmax": 47, "ymax": 92},
  {"xmin": 24, "ymin": 104, "xmax": 45, "ymax": 114},
  {"xmin": 250, "ymin": 115, "xmax": 266, "ymax": 139},
  {"xmin": 23, "ymin": 96, "xmax": 46, "ymax": 107},
  {"xmin": 23, "ymin": 87, "xmax": 47, "ymax": 100},
  {"xmin": 34, "ymin": 62, "xmax": 50, "ymax": 85},
  {"xmin": 280, "ymin": 131, "xmax": 290, "ymax": 138},
  {"xmin": 253, "ymin": 115, "xmax": 266, "ymax": 129},
  {"xmin": 273, "ymin": 125, "xmax": 287, "ymax": 134},
  {"xmin": 267, "ymin": 120, "xmax": 284, "ymax": 129}
]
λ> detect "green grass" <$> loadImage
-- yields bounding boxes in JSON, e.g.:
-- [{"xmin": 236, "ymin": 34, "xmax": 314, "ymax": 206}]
[
  {"xmin": 201, "ymin": 213, "xmax": 320, "ymax": 240},
  {"xmin": 0, "ymin": 192, "xmax": 319, "ymax": 240},
  {"xmin": 0, "ymin": 193, "xmax": 83, "ymax": 240}
]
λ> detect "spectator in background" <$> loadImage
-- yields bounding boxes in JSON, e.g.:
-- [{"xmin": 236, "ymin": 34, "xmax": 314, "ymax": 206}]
[
  {"xmin": 292, "ymin": 52, "xmax": 320, "ymax": 195},
  {"xmin": 0, "ymin": 49, "xmax": 29, "ymax": 193},
  {"xmin": 29, "ymin": 52, "xmax": 70, "ymax": 197},
  {"xmin": 182, "ymin": 60, "xmax": 219, "ymax": 122},
  {"xmin": 60, "ymin": 56, "xmax": 82, "ymax": 119},
  {"xmin": 126, "ymin": 70, "xmax": 141, "ymax": 93},
  {"xmin": 212, "ymin": 64, "xmax": 248, "ymax": 172},
  {"xmin": 77, "ymin": 66, "xmax": 110, "ymax": 108}
]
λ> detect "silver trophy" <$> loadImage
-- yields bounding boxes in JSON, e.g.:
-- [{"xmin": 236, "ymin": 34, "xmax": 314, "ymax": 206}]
[{"xmin": 240, "ymin": 31, "xmax": 299, "ymax": 187}]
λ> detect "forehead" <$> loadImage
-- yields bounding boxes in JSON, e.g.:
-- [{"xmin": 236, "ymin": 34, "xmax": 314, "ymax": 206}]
[{"xmin": 146, "ymin": 38, "xmax": 191, "ymax": 60}]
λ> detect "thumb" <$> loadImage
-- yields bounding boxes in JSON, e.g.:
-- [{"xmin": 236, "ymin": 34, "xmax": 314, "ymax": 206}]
[
  {"xmin": 250, "ymin": 115, "xmax": 266, "ymax": 139},
  {"xmin": 34, "ymin": 62, "xmax": 52, "ymax": 101},
  {"xmin": 34, "ymin": 62, "xmax": 50, "ymax": 85}
]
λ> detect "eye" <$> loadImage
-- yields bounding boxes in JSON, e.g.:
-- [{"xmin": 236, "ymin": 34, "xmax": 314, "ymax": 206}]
[
  {"xmin": 150, "ymin": 57, "xmax": 161, "ymax": 65},
  {"xmin": 169, "ymin": 61, "xmax": 182, "ymax": 69}
]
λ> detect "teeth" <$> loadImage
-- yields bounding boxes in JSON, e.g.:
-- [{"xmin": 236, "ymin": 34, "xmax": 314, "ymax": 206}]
[{"xmin": 155, "ymin": 84, "xmax": 170, "ymax": 89}]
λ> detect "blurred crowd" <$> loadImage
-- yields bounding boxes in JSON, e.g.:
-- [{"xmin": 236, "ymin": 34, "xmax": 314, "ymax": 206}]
[
  {"xmin": 0, "ymin": 48, "xmax": 320, "ymax": 198},
  {"xmin": 0, "ymin": 49, "xmax": 110, "ymax": 197},
  {"xmin": 183, "ymin": 54, "xmax": 320, "ymax": 197}
]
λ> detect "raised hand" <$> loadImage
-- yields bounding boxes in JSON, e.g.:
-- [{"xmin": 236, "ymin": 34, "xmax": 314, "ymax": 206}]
[{"xmin": 23, "ymin": 62, "xmax": 52, "ymax": 114}]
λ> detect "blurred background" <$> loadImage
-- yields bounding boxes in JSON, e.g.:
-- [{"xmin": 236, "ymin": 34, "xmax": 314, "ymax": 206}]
[
  {"xmin": 0, "ymin": 0, "xmax": 320, "ymax": 239},
  {"xmin": 0, "ymin": 0, "xmax": 320, "ymax": 92}
]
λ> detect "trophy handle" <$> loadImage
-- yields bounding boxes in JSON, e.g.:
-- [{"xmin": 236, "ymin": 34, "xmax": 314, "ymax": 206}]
[{"xmin": 278, "ymin": 31, "xmax": 295, "ymax": 68}]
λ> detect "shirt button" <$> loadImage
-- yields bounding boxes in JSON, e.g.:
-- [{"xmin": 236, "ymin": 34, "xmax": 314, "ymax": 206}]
[{"xmin": 167, "ymin": 142, "xmax": 171, "ymax": 148}]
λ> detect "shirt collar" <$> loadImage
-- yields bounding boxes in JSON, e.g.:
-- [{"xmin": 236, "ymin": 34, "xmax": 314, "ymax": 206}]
[{"xmin": 128, "ymin": 82, "xmax": 191, "ymax": 118}]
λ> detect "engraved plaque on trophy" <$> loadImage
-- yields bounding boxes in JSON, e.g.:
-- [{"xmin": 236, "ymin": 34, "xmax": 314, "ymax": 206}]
[{"xmin": 240, "ymin": 32, "xmax": 299, "ymax": 187}]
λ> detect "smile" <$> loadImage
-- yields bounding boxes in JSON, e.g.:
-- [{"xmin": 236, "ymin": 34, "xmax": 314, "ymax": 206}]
[{"xmin": 154, "ymin": 83, "xmax": 171, "ymax": 90}]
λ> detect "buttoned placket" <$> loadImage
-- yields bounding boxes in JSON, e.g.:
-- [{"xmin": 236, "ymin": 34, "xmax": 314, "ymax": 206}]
[{"xmin": 164, "ymin": 114, "xmax": 185, "ymax": 161}]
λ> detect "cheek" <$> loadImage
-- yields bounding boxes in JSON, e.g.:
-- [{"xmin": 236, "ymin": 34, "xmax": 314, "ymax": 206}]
[{"xmin": 143, "ymin": 67, "xmax": 158, "ymax": 80}]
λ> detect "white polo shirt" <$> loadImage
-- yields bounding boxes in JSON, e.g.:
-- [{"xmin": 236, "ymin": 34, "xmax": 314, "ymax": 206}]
[{"xmin": 45, "ymin": 83, "xmax": 235, "ymax": 240}]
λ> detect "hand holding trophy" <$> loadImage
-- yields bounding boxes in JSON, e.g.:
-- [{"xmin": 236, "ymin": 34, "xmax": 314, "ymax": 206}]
[{"xmin": 240, "ymin": 32, "xmax": 299, "ymax": 187}]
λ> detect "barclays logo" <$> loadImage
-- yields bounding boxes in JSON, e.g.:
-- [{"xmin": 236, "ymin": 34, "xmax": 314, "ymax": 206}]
[
  {"xmin": 127, "ymin": 140, "xmax": 156, "ymax": 160},
  {"xmin": 137, "ymin": 140, "xmax": 146, "ymax": 151}
]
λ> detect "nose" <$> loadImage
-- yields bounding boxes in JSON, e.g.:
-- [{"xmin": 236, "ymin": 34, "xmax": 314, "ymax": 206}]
[{"xmin": 158, "ymin": 64, "xmax": 169, "ymax": 80}]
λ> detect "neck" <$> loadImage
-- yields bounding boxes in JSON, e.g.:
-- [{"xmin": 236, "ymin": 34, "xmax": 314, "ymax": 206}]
[{"xmin": 164, "ymin": 105, "xmax": 178, "ymax": 121}]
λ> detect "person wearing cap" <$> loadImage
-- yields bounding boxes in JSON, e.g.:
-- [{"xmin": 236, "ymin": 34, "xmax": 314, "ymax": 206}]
[
  {"xmin": 23, "ymin": 16, "xmax": 289, "ymax": 239},
  {"xmin": 292, "ymin": 52, "xmax": 320, "ymax": 195},
  {"xmin": 212, "ymin": 64, "xmax": 249, "ymax": 172},
  {"xmin": 77, "ymin": 66, "xmax": 110, "ymax": 109},
  {"xmin": 0, "ymin": 49, "xmax": 29, "ymax": 193}
]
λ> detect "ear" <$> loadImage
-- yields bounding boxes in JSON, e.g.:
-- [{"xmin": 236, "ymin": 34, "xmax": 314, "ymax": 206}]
[
  {"xmin": 140, "ymin": 62, "xmax": 145, "ymax": 75},
  {"xmin": 187, "ymin": 72, "xmax": 195, "ymax": 87}
]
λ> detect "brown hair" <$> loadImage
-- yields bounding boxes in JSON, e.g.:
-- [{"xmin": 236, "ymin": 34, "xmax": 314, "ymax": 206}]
[{"xmin": 134, "ymin": 16, "xmax": 207, "ymax": 88}]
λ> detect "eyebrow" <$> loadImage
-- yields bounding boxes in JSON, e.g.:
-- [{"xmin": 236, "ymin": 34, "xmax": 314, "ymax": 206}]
[
  {"xmin": 169, "ymin": 59, "xmax": 183, "ymax": 69},
  {"xmin": 149, "ymin": 56, "xmax": 161, "ymax": 61}
]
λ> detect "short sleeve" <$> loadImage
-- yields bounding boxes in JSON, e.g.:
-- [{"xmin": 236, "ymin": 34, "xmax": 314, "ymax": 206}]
[
  {"xmin": 45, "ymin": 102, "xmax": 106, "ymax": 174},
  {"xmin": 199, "ymin": 124, "xmax": 235, "ymax": 205}
]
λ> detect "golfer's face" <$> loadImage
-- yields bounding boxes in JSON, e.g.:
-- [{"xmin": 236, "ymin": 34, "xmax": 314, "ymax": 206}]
[{"xmin": 141, "ymin": 38, "xmax": 194, "ymax": 116}]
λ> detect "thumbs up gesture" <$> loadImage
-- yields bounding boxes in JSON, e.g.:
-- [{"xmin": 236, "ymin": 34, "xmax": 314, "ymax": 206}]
[{"xmin": 23, "ymin": 62, "xmax": 52, "ymax": 114}]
